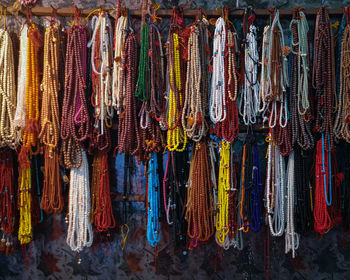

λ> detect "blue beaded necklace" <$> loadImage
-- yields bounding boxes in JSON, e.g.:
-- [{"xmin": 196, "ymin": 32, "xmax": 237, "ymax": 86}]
[{"xmin": 147, "ymin": 153, "xmax": 161, "ymax": 247}]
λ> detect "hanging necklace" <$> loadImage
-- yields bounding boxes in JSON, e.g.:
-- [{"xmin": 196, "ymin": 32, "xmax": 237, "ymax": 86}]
[
  {"xmin": 117, "ymin": 30, "xmax": 141, "ymax": 155},
  {"xmin": 0, "ymin": 149, "xmax": 15, "ymax": 255},
  {"xmin": 39, "ymin": 22, "xmax": 63, "ymax": 214},
  {"xmin": 312, "ymin": 6, "xmax": 335, "ymax": 150},
  {"xmin": 215, "ymin": 140, "xmax": 230, "ymax": 247},
  {"xmin": 66, "ymin": 148, "xmax": 93, "ymax": 255},
  {"xmin": 18, "ymin": 22, "xmax": 42, "ymax": 246},
  {"xmin": 112, "ymin": 15, "xmax": 127, "ymax": 113},
  {"xmin": 266, "ymin": 10, "xmax": 292, "ymax": 156},
  {"xmin": 210, "ymin": 17, "xmax": 226, "ymax": 124},
  {"xmin": 14, "ymin": 24, "xmax": 28, "ymax": 131},
  {"xmin": 239, "ymin": 131, "xmax": 263, "ymax": 233},
  {"xmin": 265, "ymin": 132, "xmax": 286, "ymax": 236},
  {"xmin": 163, "ymin": 150, "xmax": 189, "ymax": 250},
  {"xmin": 285, "ymin": 151, "xmax": 300, "ymax": 258},
  {"xmin": 0, "ymin": 24, "xmax": 19, "ymax": 149},
  {"xmin": 165, "ymin": 8, "xmax": 187, "ymax": 152},
  {"xmin": 182, "ymin": 17, "xmax": 209, "ymax": 142},
  {"xmin": 240, "ymin": 24, "xmax": 260, "ymax": 125},
  {"xmin": 334, "ymin": 15, "xmax": 350, "ymax": 142},
  {"xmin": 186, "ymin": 141, "xmax": 214, "ymax": 248},
  {"xmin": 90, "ymin": 152, "xmax": 115, "ymax": 232},
  {"xmin": 88, "ymin": 11, "xmax": 114, "ymax": 139},
  {"xmin": 146, "ymin": 153, "xmax": 161, "ymax": 247},
  {"xmin": 213, "ymin": 23, "xmax": 239, "ymax": 143},
  {"xmin": 289, "ymin": 8, "xmax": 314, "ymax": 151}
]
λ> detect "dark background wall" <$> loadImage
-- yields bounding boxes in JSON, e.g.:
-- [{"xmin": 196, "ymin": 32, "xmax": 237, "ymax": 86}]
[{"xmin": 0, "ymin": 1, "xmax": 350, "ymax": 280}]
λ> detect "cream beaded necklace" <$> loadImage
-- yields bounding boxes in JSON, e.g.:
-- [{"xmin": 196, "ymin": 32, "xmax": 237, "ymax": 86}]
[
  {"xmin": 66, "ymin": 148, "xmax": 93, "ymax": 253},
  {"xmin": 0, "ymin": 27, "xmax": 19, "ymax": 149}
]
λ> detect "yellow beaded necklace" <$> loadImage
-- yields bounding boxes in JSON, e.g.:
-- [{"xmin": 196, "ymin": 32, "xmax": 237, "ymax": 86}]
[
  {"xmin": 215, "ymin": 140, "xmax": 230, "ymax": 245},
  {"xmin": 166, "ymin": 33, "xmax": 187, "ymax": 152}
]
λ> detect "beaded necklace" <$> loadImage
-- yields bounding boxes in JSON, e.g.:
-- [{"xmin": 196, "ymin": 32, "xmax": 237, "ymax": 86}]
[
  {"xmin": 0, "ymin": 149, "xmax": 15, "ymax": 254},
  {"xmin": 266, "ymin": 10, "xmax": 292, "ymax": 156},
  {"xmin": 240, "ymin": 24, "xmax": 260, "ymax": 125},
  {"xmin": 88, "ymin": 12, "xmax": 114, "ymax": 137},
  {"xmin": 14, "ymin": 24, "xmax": 28, "ymax": 131},
  {"xmin": 0, "ymin": 26, "xmax": 19, "ymax": 149},
  {"xmin": 289, "ymin": 8, "xmax": 314, "ymax": 151},
  {"xmin": 146, "ymin": 153, "xmax": 161, "ymax": 247},
  {"xmin": 165, "ymin": 8, "xmax": 187, "ymax": 152},
  {"xmin": 294, "ymin": 146, "xmax": 313, "ymax": 233},
  {"xmin": 66, "ymin": 148, "xmax": 93, "ymax": 255},
  {"xmin": 285, "ymin": 151, "xmax": 300, "ymax": 258},
  {"xmin": 117, "ymin": 30, "xmax": 141, "ymax": 155},
  {"xmin": 334, "ymin": 16, "xmax": 350, "ymax": 142},
  {"xmin": 210, "ymin": 17, "xmax": 226, "ymax": 124},
  {"xmin": 182, "ymin": 17, "xmax": 209, "ymax": 142},
  {"xmin": 61, "ymin": 17, "xmax": 89, "ymax": 168},
  {"xmin": 215, "ymin": 140, "xmax": 230, "ymax": 247},
  {"xmin": 39, "ymin": 23, "xmax": 63, "ymax": 214},
  {"xmin": 239, "ymin": 132, "xmax": 263, "ymax": 233},
  {"xmin": 314, "ymin": 133, "xmax": 333, "ymax": 234},
  {"xmin": 18, "ymin": 22, "xmax": 42, "ymax": 246},
  {"xmin": 112, "ymin": 15, "xmax": 127, "ymax": 113},
  {"xmin": 137, "ymin": 7, "xmax": 164, "ymax": 155},
  {"xmin": 163, "ymin": 150, "xmax": 189, "ymax": 250},
  {"xmin": 90, "ymin": 152, "xmax": 115, "ymax": 232},
  {"xmin": 265, "ymin": 132, "xmax": 286, "ymax": 236},
  {"xmin": 185, "ymin": 141, "xmax": 214, "ymax": 248},
  {"xmin": 213, "ymin": 26, "xmax": 239, "ymax": 143},
  {"xmin": 312, "ymin": 7, "xmax": 335, "ymax": 150}
]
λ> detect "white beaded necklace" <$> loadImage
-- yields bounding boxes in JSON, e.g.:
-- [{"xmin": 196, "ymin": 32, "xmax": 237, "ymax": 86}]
[
  {"xmin": 210, "ymin": 17, "xmax": 226, "ymax": 124},
  {"xmin": 240, "ymin": 24, "xmax": 260, "ymax": 125},
  {"xmin": 14, "ymin": 24, "xmax": 28, "ymax": 131},
  {"xmin": 0, "ymin": 27, "xmax": 19, "ymax": 149},
  {"xmin": 66, "ymin": 148, "xmax": 93, "ymax": 252},
  {"xmin": 285, "ymin": 151, "xmax": 300, "ymax": 258},
  {"xmin": 112, "ymin": 16, "xmax": 127, "ymax": 114},
  {"xmin": 265, "ymin": 135, "xmax": 286, "ymax": 236}
]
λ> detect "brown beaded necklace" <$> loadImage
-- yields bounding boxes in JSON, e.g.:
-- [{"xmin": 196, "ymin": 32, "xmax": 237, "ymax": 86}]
[
  {"xmin": 185, "ymin": 141, "xmax": 214, "ymax": 248},
  {"xmin": 61, "ymin": 13, "xmax": 90, "ymax": 168},
  {"xmin": 117, "ymin": 31, "xmax": 141, "ymax": 155},
  {"xmin": 312, "ymin": 6, "xmax": 335, "ymax": 150},
  {"xmin": 39, "ymin": 23, "xmax": 63, "ymax": 214}
]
